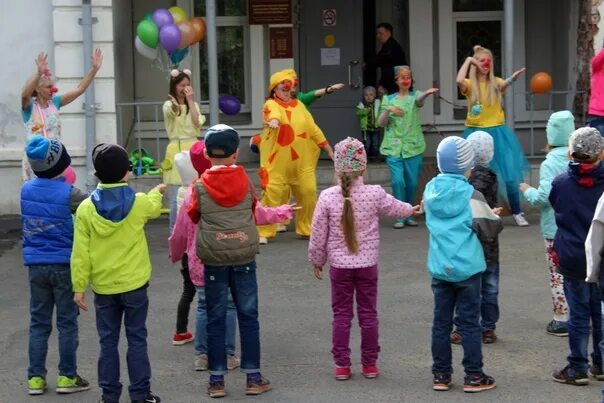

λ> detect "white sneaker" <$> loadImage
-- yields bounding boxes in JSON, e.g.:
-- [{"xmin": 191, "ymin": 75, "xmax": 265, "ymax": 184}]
[
  {"xmin": 393, "ymin": 220, "xmax": 405, "ymax": 229},
  {"xmin": 276, "ymin": 224, "xmax": 287, "ymax": 233},
  {"xmin": 513, "ymin": 213, "xmax": 529, "ymax": 227},
  {"xmin": 194, "ymin": 354, "xmax": 208, "ymax": 371},
  {"xmin": 259, "ymin": 237, "xmax": 268, "ymax": 245}
]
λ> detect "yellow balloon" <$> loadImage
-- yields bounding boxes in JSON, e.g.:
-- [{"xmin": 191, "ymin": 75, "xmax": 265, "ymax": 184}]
[{"xmin": 169, "ymin": 6, "xmax": 188, "ymax": 25}]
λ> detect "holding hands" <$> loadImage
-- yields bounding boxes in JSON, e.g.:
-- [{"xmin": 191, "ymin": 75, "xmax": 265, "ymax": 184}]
[{"xmin": 519, "ymin": 182, "xmax": 531, "ymax": 193}]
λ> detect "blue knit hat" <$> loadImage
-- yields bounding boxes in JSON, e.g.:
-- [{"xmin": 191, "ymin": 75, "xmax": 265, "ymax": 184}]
[
  {"xmin": 25, "ymin": 136, "xmax": 71, "ymax": 179},
  {"xmin": 204, "ymin": 124, "xmax": 240, "ymax": 158},
  {"xmin": 436, "ymin": 136, "xmax": 475, "ymax": 174}
]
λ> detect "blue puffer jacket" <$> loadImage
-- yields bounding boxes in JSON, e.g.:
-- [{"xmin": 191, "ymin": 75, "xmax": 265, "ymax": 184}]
[
  {"xmin": 550, "ymin": 162, "xmax": 604, "ymax": 280},
  {"xmin": 21, "ymin": 178, "xmax": 73, "ymax": 265}
]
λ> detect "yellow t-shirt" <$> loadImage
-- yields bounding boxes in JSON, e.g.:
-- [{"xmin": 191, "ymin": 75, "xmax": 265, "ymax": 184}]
[{"xmin": 462, "ymin": 78, "xmax": 505, "ymax": 127}]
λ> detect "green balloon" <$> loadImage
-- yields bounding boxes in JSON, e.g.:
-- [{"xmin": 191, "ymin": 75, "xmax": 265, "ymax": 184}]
[
  {"xmin": 143, "ymin": 11, "xmax": 153, "ymax": 21},
  {"xmin": 137, "ymin": 20, "xmax": 159, "ymax": 49}
]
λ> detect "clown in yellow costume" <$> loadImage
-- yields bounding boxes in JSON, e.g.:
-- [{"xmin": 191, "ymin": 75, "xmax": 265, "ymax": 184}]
[{"xmin": 258, "ymin": 69, "xmax": 334, "ymax": 242}]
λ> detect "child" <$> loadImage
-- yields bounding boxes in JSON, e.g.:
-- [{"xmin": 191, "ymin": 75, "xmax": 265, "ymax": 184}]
[
  {"xmin": 520, "ymin": 110, "xmax": 574, "ymax": 337},
  {"xmin": 424, "ymin": 136, "xmax": 502, "ymax": 393},
  {"xmin": 308, "ymin": 137, "xmax": 418, "ymax": 381},
  {"xmin": 355, "ymin": 86, "xmax": 381, "ymax": 161},
  {"xmin": 378, "ymin": 65, "xmax": 438, "ymax": 228},
  {"xmin": 21, "ymin": 137, "xmax": 90, "ymax": 396},
  {"xmin": 71, "ymin": 143, "xmax": 164, "ymax": 403},
  {"xmin": 451, "ymin": 131, "xmax": 503, "ymax": 344},
  {"xmin": 169, "ymin": 142, "xmax": 240, "ymax": 372},
  {"xmin": 186, "ymin": 124, "xmax": 296, "ymax": 398},
  {"xmin": 457, "ymin": 45, "xmax": 529, "ymax": 226},
  {"xmin": 549, "ymin": 127, "xmax": 604, "ymax": 385}
]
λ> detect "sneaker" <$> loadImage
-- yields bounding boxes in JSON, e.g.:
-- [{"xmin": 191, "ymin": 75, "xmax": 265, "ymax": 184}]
[
  {"xmin": 546, "ymin": 319, "xmax": 569, "ymax": 337},
  {"xmin": 131, "ymin": 392, "xmax": 161, "ymax": 402},
  {"xmin": 405, "ymin": 218, "xmax": 419, "ymax": 227},
  {"xmin": 172, "ymin": 331, "xmax": 194, "ymax": 345},
  {"xmin": 99, "ymin": 398, "xmax": 119, "ymax": 403},
  {"xmin": 513, "ymin": 213, "xmax": 529, "ymax": 227},
  {"xmin": 56, "ymin": 374, "xmax": 91, "ymax": 394},
  {"xmin": 334, "ymin": 366, "xmax": 351, "ymax": 381},
  {"xmin": 276, "ymin": 224, "xmax": 287, "ymax": 233},
  {"xmin": 433, "ymin": 373, "xmax": 452, "ymax": 391},
  {"xmin": 393, "ymin": 219, "xmax": 405, "ymax": 229},
  {"xmin": 208, "ymin": 379, "xmax": 226, "ymax": 398},
  {"xmin": 463, "ymin": 372, "xmax": 496, "ymax": 393},
  {"xmin": 450, "ymin": 329, "xmax": 461, "ymax": 345},
  {"xmin": 245, "ymin": 374, "xmax": 272, "ymax": 395},
  {"xmin": 482, "ymin": 329, "xmax": 497, "ymax": 344},
  {"xmin": 28, "ymin": 376, "xmax": 46, "ymax": 395},
  {"xmin": 259, "ymin": 237, "xmax": 268, "ymax": 245},
  {"xmin": 195, "ymin": 354, "xmax": 208, "ymax": 371},
  {"xmin": 227, "ymin": 354, "xmax": 240, "ymax": 370},
  {"xmin": 552, "ymin": 365, "xmax": 589, "ymax": 385},
  {"xmin": 362, "ymin": 364, "xmax": 379, "ymax": 379},
  {"xmin": 590, "ymin": 363, "xmax": 604, "ymax": 381}
]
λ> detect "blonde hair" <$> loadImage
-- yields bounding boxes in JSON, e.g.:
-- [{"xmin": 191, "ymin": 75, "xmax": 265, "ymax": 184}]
[
  {"xmin": 339, "ymin": 171, "xmax": 363, "ymax": 254},
  {"xmin": 468, "ymin": 45, "xmax": 501, "ymax": 106}
]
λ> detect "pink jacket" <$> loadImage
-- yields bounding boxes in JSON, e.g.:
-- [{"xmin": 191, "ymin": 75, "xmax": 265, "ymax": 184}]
[
  {"xmin": 590, "ymin": 48, "xmax": 604, "ymax": 116},
  {"xmin": 308, "ymin": 177, "xmax": 414, "ymax": 269},
  {"xmin": 169, "ymin": 186, "xmax": 294, "ymax": 287}
]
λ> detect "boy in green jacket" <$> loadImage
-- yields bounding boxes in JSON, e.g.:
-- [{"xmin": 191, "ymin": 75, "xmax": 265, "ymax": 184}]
[{"xmin": 71, "ymin": 143, "xmax": 165, "ymax": 403}]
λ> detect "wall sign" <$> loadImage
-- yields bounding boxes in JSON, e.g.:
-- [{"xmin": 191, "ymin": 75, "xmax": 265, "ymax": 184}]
[
  {"xmin": 321, "ymin": 48, "xmax": 340, "ymax": 66},
  {"xmin": 322, "ymin": 9, "xmax": 337, "ymax": 27},
  {"xmin": 249, "ymin": 0, "xmax": 291, "ymax": 24},
  {"xmin": 269, "ymin": 27, "xmax": 293, "ymax": 59}
]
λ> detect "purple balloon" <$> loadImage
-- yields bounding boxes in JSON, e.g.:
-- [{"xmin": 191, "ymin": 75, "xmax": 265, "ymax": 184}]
[
  {"xmin": 152, "ymin": 8, "xmax": 173, "ymax": 29},
  {"xmin": 219, "ymin": 95, "xmax": 241, "ymax": 115},
  {"xmin": 160, "ymin": 24, "xmax": 182, "ymax": 53}
]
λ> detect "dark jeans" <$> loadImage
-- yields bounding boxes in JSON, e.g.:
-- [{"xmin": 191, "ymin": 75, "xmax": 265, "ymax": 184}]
[
  {"xmin": 362, "ymin": 130, "xmax": 380, "ymax": 158},
  {"xmin": 589, "ymin": 116, "xmax": 604, "ymax": 137},
  {"xmin": 432, "ymin": 273, "xmax": 483, "ymax": 375},
  {"xmin": 176, "ymin": 254, "xmax": 196, "ymax": 333},
  {"xmin": 563, "ymin": 278, "xmax": 602, "ymax": 373},
  {"xmin": 505, "ymin": 182, "xmax": 521, "ymax": 215},
  {"xmin": 94, "ymin": 286, "xmax": 151, "ymax": 401},
  {"xmin": 205, "ymin": 262, "xmax": 260, "ymax": 375},
  {"xmin": 454, "ymin": 262, "xmax": 500, "ymax": 331},
  {"xmin": 28, "ymin": 265, "xmax": 79, "ymax": 379}
]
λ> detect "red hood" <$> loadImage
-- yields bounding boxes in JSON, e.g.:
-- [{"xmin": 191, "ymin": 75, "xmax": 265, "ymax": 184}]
[{"xmin": 200, "ymin": 165, "xmax": 250, "ymax": 207}]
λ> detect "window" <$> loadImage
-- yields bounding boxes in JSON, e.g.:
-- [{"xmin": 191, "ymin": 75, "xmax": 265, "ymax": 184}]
[
  {"xmin": 453, "ymin": 0, "xmax": 503, "ymax": 12},
  {"xmin": 194, "ymin": 0, "xmax": 249, "ymax": 112}
]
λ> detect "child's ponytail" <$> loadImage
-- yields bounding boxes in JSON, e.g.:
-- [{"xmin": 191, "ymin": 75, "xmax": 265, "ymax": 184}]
[{"xmin": 340, "ymin": 172, "xmax": 359, "ymax": 253}]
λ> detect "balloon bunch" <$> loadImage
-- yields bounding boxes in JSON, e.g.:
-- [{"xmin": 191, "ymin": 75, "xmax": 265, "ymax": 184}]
[{"xmin": 135, "ymin": 7, "xmax": 206, "ymax": 67}]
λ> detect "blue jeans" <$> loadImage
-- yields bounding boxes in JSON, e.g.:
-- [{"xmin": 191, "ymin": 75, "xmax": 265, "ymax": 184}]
[
  {"xmin": 28, "ymin": 265, "xmax": 79, "ymax": 379},
  {"xmin": 564, "ymin": 278, "xmax": 602, "ymax": 373},
  {"xmin": 195, "ymin": 286, "xmax": 237, "ymax": 356},
  {"xmin": 431, "ymin": 273, "xmax": 483, "ymax": 375},
  {"xmin": 386, "ymin": 154, "xmax": 423, "ymax": 205},
  {"xmin": 94, "ymin": 286, "xmax": 151, "ymax": 401},
  {"xmin": 205, "ymin": 262, "xmax": 260, "ymax": 375},
  {"xmin": 481, "ymin": 262, "xmax": 500, "ymax": 330},
  {"xmin": 505, "ymin": 182, "xmax": 521, "ymax": 215},
  {"xmin": 589, "ymin": 116, "xmax": 604, "ymax": 137},
  {"xmin": 362, "ymin": 130, "xmax": 380, "ymax": 158}
]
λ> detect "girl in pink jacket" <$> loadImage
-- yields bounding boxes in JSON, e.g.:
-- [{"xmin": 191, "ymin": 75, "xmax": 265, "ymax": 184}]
[{"xmin": 308, "ymin": 137, "xmax": 419, "ymax": 381}]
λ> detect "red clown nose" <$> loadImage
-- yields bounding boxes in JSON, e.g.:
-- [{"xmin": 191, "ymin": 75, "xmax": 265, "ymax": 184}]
[
  {"xmin": 281, "ymin": 81, "xmax": 292, "ymax": 91},
  {"xmin": 50, "ymin": 87, "xmax": 58, "ymax": 94},
  {"xmin": 482, "ymin": 59, "xmax": 492, "ymax": 69}
]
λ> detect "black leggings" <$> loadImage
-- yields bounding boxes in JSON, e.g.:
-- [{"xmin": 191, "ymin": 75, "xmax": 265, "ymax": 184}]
[{"xmin": 176, "ymin": 254, "xmax": 196, "ymax": 333}]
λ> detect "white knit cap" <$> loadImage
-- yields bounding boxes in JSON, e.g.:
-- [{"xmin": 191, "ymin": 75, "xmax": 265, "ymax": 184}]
[
  {"xmin": 174, "ymin": 151, "xmax": 198, "ymax": 185},
  {"xmin": 466, "ymin": 131, "xmax": 494, "ymax": 165}
]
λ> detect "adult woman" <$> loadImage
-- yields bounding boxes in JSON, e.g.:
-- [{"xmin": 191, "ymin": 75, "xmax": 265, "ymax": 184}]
[
  {"xmin": 257, "ymin": 69, "xmax": 334, "ymax": 244},
  {"xmin": 21, "ymin": 50, "xmax": 103, "ymax": 180},
  {"xmin": 163, "ymin": 69, "xmax": 205, "ymax": 230},
  {"xmin": 457, "ymin": 45, "xmax": 529, "ymax": 226}
]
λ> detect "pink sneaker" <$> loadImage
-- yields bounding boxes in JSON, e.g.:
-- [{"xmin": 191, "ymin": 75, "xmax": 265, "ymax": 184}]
[
  {"xmin": 334, "ymin": 366, "xmax": 351, "ymax": 381},
  {"xmin": 172, "ymin": 331, "xmax": 194, "ymax": 345},
  {"xmin": 362, "ymin": 364, "xmax": 379, "ymax": 379}
]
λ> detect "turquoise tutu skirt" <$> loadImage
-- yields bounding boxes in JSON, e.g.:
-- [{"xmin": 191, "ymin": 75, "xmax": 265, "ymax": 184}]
[{"xmin": 463, "ymin": 125, "xmax": 530, "ymax": 185}]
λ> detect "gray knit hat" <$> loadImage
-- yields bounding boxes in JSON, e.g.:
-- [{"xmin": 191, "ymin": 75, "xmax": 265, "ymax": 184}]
[
  {"xmin": 26, "ymin": 136, "xmax": 71, "ymax": 179},
  {"xmin": 569, "ymin": 127, "xmax": 604, "ymax": 161}
]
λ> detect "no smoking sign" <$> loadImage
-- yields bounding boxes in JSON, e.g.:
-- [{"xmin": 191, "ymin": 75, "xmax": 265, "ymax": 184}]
[{"xmin": 322, "ymin": 9, "xmax": 336, "ymax": 27}]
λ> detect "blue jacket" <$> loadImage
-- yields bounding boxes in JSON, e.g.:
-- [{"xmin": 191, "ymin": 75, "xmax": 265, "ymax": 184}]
[
  {"xmin": 21, "ymin": 178, "xmax": 86, "ymax": 266},
  {"xmin": 549, "ymin": 161, "xmax": 604, "ymax": 280},
  {"xmin": 424, "ymin": 174, "xmax": 503, "ymax": 282},
  {"xmin": 523, "ymin": 147, "xmax": 568, "ymax": 239}
]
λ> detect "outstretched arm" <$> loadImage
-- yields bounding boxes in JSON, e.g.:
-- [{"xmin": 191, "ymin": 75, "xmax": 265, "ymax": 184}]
[
  {"xmin": 500, "ymin": 67, "xmax": 526, "ymax": 93},
  {"xmin": 60, "ymin": 49, "xmax": 103, "ymax": 107},
  {"xmin": 416, "ymin": 88, "xmax": 439, "ymax": 106},
  {"xmin": 22, "ymin": 52, "xmax": 48, "ymax": 109},
  {"xmin": 313, "ymin": 83, "xmax": 345, "ymax": 98}
]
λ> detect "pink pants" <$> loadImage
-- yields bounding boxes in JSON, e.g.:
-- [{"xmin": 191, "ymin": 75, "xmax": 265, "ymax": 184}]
[{"xmin": 330, "ymin": 265, "xmax": 380, "ymax": 367}]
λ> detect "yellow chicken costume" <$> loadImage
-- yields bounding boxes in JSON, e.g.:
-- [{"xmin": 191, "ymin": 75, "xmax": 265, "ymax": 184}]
[{"xmin": 258, "ymin": 69, "xmax": 329, "ymax": 238}]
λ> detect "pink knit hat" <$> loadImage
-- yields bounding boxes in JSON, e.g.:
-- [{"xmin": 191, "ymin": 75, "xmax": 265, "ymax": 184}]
[{"xmin": 334, "ymin": 137, "xmax": 367, "ymax": 173}]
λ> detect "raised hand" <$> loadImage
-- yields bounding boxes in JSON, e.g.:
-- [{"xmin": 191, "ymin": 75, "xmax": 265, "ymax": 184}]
[
  {"xmin": 92, "ymin": 48, "xmax": 103, "ymax": 71},
  {"xmin": 425, "ymin": 88, "xmax": 439, "ymax": 96},
  {"xmin": 512, "ymin": 67, "xmax": 526, "ymax": 81},
  {"xmin": 184, "ymin": 86, "xmax": 194, "ymax": 101},
  {"xmin": 35, "ymin": 52, "xmax": 49, "ymax": 76}
]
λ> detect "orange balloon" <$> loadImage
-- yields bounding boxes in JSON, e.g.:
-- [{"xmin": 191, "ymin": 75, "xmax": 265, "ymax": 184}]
[
  {"xmin": 190, "ymin": 17, "xmax": 206, "ymax": 44},
  {"xmin": 178, "ymin": 20, "xmax": 195, "ymax": 48},
  {"xmin": 530, "ymin": 72, "xmax": 553, "ymax": 94}
]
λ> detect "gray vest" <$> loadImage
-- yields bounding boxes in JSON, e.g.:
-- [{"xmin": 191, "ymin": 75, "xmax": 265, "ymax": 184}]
[{"xmin": 195, "ymin": 180, "xmax": 259, "ymax": 266}]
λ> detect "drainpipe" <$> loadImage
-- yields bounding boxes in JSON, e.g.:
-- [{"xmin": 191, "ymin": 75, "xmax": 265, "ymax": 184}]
[
  {"xmin": 206, "ymin": 0, "xmax": 219, "ymax": 125},
  {"xmin": 504, "ymin": 0, "xmax": 515, "ymax": 131},
  {"xmin": 81, "ymin": 0, "xmax": 97, "ymax": 192}
]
